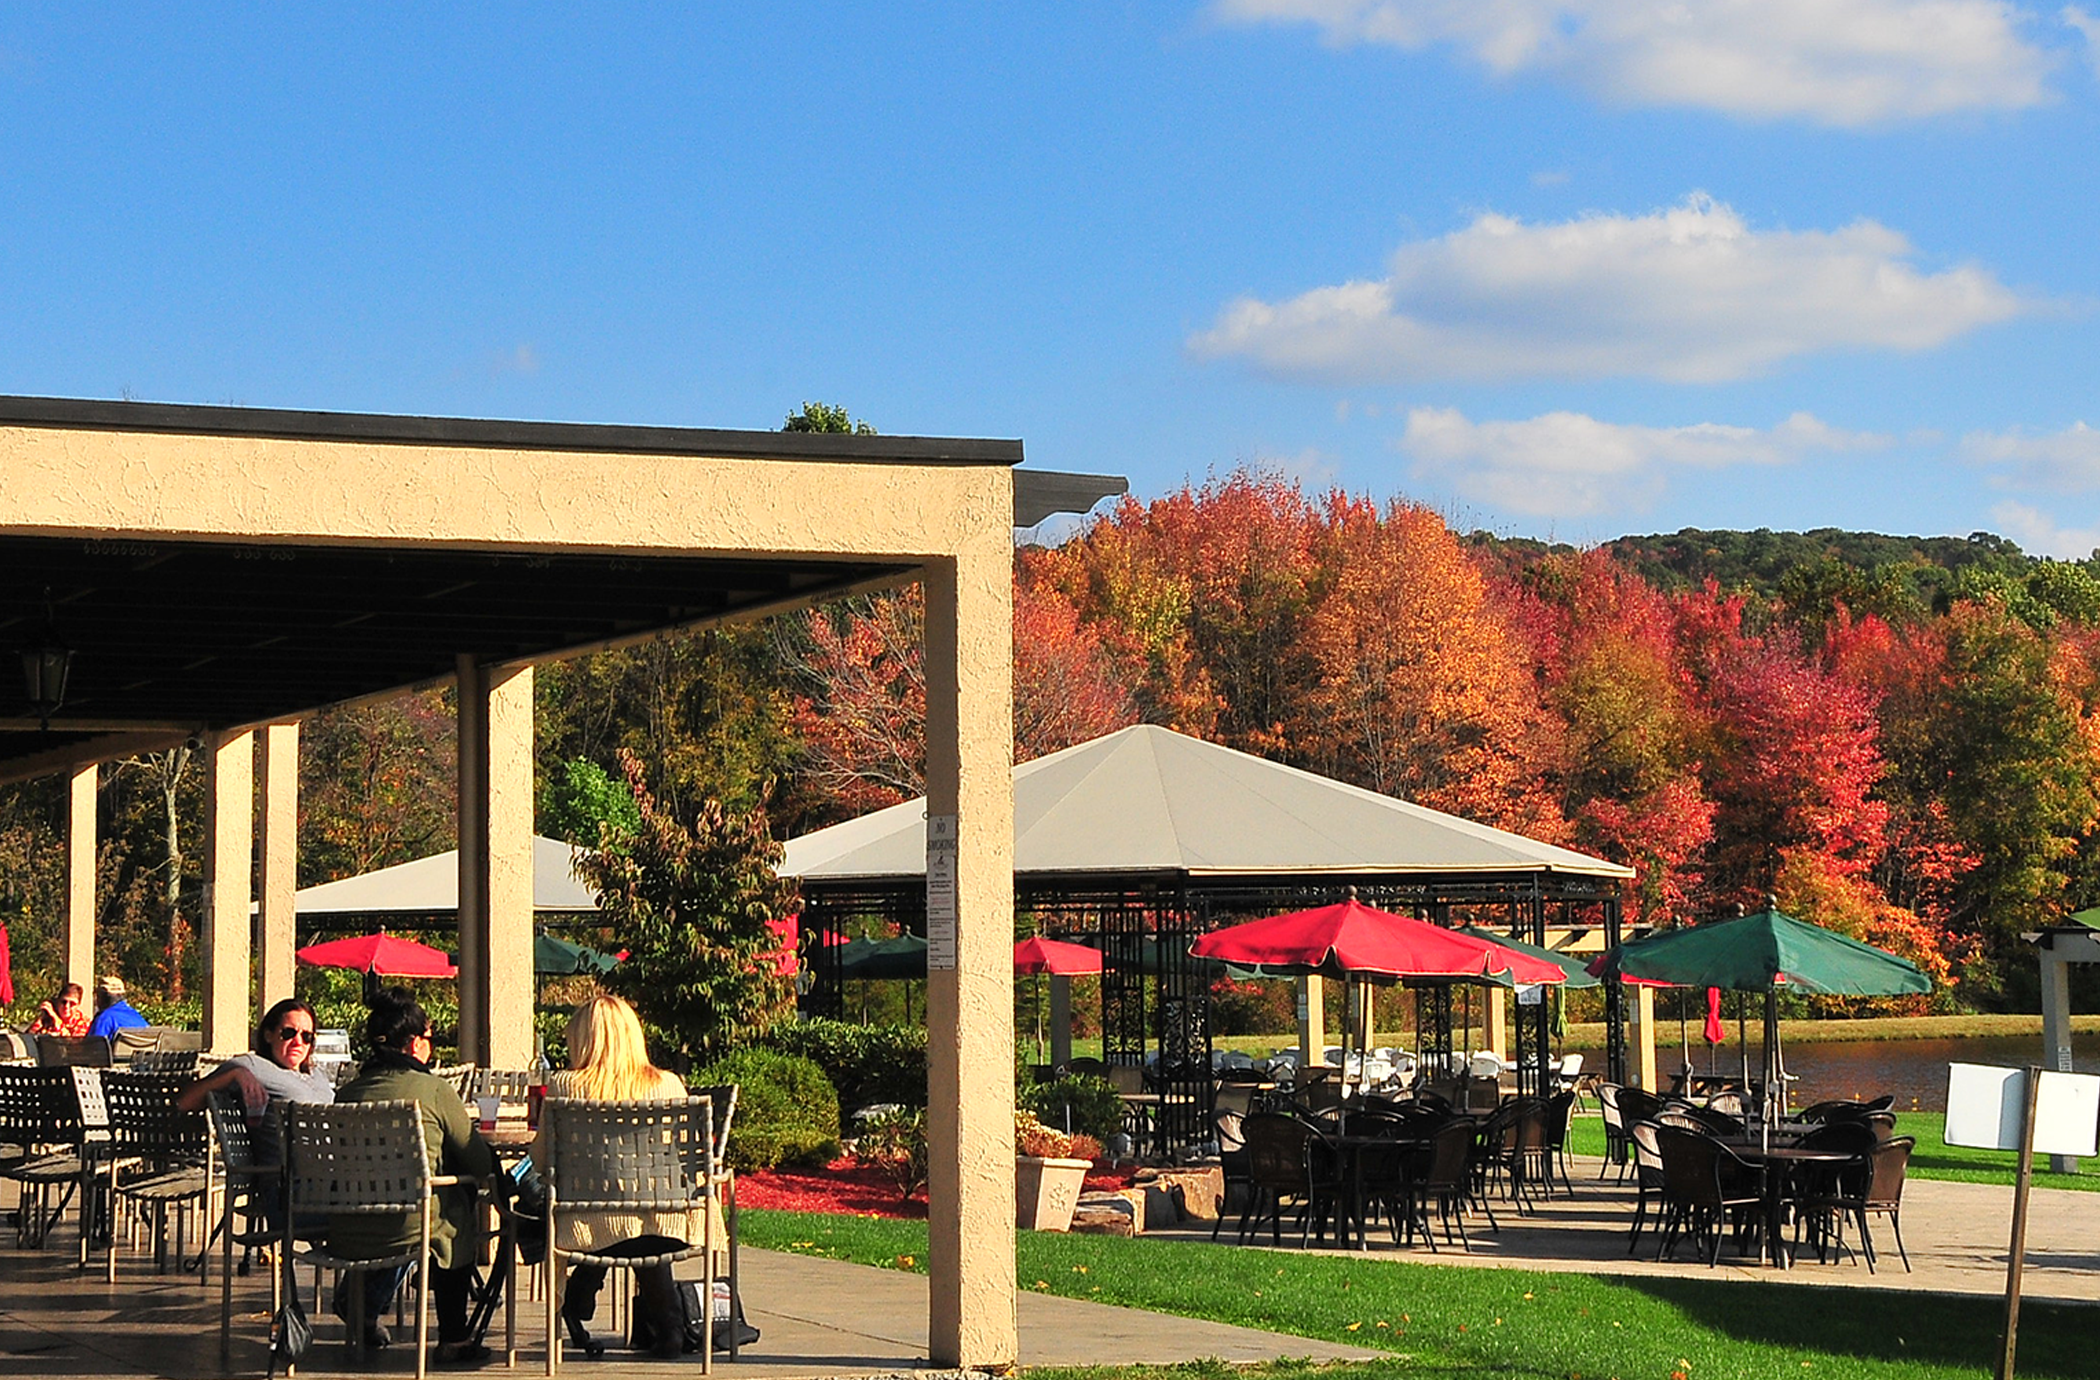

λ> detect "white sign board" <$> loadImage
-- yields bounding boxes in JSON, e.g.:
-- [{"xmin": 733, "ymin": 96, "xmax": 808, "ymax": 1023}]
[
  {"xmin": 1516, "ymin": 984, "xmax": 1543, "ymax": 1006},
  {"xmin": 1945, "ymin": 1063, "xmax": 2100, "ymax": 1158},
  {"xmin": 925, "ymin": 814, "xmax": 958, "ymax": 972}
]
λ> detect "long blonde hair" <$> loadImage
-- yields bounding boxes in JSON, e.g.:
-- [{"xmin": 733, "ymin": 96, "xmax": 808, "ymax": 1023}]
[{"xmin": 563, "ymin": 994, "xmax": 679, "ymax": 1101}]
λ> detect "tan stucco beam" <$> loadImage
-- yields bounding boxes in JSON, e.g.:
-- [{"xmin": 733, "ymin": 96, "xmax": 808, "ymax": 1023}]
[
  {"xmin": 0, "ymin": 428, "xmax": 1018, "ymax": 558},
  {"xmin": 0, "ymin": 729, "xmax": 195, "ymax": 784}
]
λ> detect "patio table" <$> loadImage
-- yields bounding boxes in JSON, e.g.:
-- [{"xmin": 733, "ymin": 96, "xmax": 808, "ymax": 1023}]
[{"xmin": 1725, "ymin": 1143, "xmax": 1854, "ymax": 1268}]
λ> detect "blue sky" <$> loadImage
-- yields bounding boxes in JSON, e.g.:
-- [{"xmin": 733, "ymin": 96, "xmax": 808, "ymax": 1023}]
[{"xmin": 5, "ymin": 3, "xmax": 2100, "ymax": 551}]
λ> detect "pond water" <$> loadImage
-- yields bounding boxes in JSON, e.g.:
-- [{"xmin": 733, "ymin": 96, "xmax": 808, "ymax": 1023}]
[{"xmin": 1654, "ymin": 1033, "xmax": 2100, "ymax": 1113}]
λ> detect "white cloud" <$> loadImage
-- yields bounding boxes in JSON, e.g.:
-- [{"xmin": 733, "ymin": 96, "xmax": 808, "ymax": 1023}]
[
  {"xmin": 1190, "ymin": 195, "xmax": 2027, "ymax": 385},
  {"xmin": 1963, "ymin": 420, "xmax": 2100, "ymax": 490},
  {"xmin": 1215, "ymin": 0, "xmax": 2058, "ymax": 125},
  {"xmin": 2065, "ymin": 6, "xmax": 2100, "ymax": 68},
  {"xmin": 1399, "ymin": 406, "xmax": 1891, "ymax": 516},
  {"xmin": 1991, "ymin": 500, "xmax": 2100, "ymax": 557}
]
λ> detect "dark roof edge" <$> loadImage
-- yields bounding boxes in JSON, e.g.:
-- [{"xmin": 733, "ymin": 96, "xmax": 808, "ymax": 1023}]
[{"xmin": 0, "ymin": 394, "xmax": 1025, "ymax": 467}]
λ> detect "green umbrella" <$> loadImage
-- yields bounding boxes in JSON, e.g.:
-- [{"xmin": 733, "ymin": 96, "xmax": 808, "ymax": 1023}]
[
  {"xmin": 1602, "ymin": 908, "xmax": 1928, "ymax": 998},
  {"xmin": 1456, "ymin": 925, "xmax": 1600, "ymax": 988},
  {"xmin": 533, "ymin": 932, "xmax": 620, "ymax": 977},
  {"xmin": 1596, "ymin": 907, "xmax": 1929, "ymax": 1125},
  {"xmin": 835, "ymin": 933, "xmax": 930, "ymax": 980}
]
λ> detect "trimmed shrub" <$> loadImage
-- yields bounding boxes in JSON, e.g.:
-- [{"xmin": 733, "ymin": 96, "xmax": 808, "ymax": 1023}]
[
  {"xmin": 1020, "ymin": 1073, "xmax": 1124, "ymax": 1143},
  {"xmin": 763, "ymin": 1018, "xmax": 928, "ymax": 1114},
  {"xmin": 698, "ymin": 1045, "xmax": 841, "ymax": 1171},
  {"xmin": 853, "ymin": 1107, "xmax": 929, "ymax": 1201}
]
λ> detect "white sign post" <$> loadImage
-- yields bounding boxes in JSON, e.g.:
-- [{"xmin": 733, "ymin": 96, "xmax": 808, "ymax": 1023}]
[
  {"xmin": 925, "ymin": 815, "xmax": 958, "ymax": 973},
  {"xmin": 1945, "ymin": 1063, "xmax": 2100, "ymax": 1379}
]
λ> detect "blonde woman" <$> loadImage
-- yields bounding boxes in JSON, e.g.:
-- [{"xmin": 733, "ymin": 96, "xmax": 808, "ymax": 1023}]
[{"xmin": 530, "ymin": 994, "xmax": 695, "ymax": 1360}]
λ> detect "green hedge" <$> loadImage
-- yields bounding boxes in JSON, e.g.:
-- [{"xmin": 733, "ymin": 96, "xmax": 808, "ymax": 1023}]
[
  {"xmin": 697, "ymin": 1045, "xmax": 841, "ymax": 1171},
  {"xmin": 1021, "ymin": 1073, "xmax": 1123, "ymax": 1143},
  {"xmin": 763, "ymin": 1018, "xmax": 928, "ymax": 1114}
]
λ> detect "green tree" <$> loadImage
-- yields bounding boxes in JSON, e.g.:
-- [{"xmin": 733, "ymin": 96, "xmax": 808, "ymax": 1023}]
[
  {"xmin": 543, "ymin": 756, "xmax": 641, "ymax": 846},
  {"xmin": 782, "ymin": 402, "xmax": 876, "ymax": 435},
  {"xmin": 572, "ymin": 749, "xmax": 801, "ymax": 1066}
]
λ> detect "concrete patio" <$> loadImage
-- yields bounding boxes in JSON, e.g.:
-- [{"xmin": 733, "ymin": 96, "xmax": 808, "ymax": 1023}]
[{"xmin": 5, "ymin": 1154, "xmax": 2094, "ymax": 1379}]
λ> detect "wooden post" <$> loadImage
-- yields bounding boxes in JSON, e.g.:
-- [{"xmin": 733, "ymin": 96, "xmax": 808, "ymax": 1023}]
[{"xmin": 1998, "ymin": 1065, "xmax": 2042, "ymax": 1380}]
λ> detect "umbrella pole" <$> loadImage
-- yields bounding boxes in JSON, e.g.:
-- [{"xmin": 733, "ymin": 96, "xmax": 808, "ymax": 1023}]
[
  {"xmin": 1678, "ymin": 989, "xmax": 1691, "ymax": 1088},
  {"xmin": 1763, "ymin": 990, "xmax": 1781, "ymax": 1127}
]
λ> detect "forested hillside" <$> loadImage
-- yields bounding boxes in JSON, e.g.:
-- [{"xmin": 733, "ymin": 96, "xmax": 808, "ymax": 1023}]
[{"xmin": 7, "ymin": 473, "xmax": 2097, "ymax": 1017}]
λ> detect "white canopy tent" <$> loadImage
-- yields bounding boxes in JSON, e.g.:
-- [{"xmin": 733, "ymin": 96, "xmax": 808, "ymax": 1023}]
[
  {"xmin": 781, "ymin": 724, "xmax": 1634, "ymax": 884},
  {"xmin": 289, "ymin": 835, "xmax": 598, "ymax": 919}
]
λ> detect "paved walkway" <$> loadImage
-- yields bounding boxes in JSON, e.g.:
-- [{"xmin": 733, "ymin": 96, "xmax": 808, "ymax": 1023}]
[
  {"xmin": 0, "ymin": 1231, "xmax": 1381, "ymax": 1379},
  {"xmin": 1173, "ymin": 1155, "xmax": 2100, "ymax": 1306},
  {"xmin": 5, "ymin": 1157, "xmax": 2094, "ymax": 1378}
]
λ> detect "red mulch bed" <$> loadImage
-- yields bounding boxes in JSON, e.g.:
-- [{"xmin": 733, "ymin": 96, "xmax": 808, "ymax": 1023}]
[{"xmin": 738, "ymin": 1158, "xmax": 1138, "ymax": 1219}]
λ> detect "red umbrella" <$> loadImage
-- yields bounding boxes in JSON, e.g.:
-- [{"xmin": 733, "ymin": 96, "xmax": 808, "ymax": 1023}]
[
  {"xmin": 1013, "ymin": 936, "xmax": 1103, "ymax": 976},
  {"xmin": 0, "ymin": 919, "xmax": 14, "ymax": 1006},
  {"xmin": 296, "ymin": 933, "xmax": 457, "ymax": 978},
  {"xmin": 1190, "ymin": 901, "xmax": 1570, "ymax": 984},
  {"xmin": 1702, "ymin": 985, "xmax": 1728, "ymax": 1045}
]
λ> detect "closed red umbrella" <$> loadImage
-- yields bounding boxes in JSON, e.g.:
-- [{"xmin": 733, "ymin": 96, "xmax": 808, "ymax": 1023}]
[
  {"xmin": 1013, "ymin": 936, "xmax": 1103, "ymax": 976},
  {"xmin": 0, "ymin": 919, "xmax": 14, "ymax": 1006},
  {"xmin": 1702, "ymin": 985, "xmax": 1727, "ymax": 1045},
  {"xmin": 296, "ymin": 933, "xmax": 457, "ymax": 978}
]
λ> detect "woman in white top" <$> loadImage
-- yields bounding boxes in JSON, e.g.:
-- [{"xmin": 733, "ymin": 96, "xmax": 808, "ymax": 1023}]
[{"xmin": 177, "ymin": 997, "xmax": 336, "ymax": 1114}]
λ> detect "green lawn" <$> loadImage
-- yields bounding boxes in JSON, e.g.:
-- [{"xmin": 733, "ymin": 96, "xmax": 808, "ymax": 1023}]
[
  {"xmin": 742, "ymin": 1209, "xmax": 2093, "ymax": 1379},
  {"xmin": 1564, "ymin": 1112, "xmax": 2100, "ymax": 1192}
]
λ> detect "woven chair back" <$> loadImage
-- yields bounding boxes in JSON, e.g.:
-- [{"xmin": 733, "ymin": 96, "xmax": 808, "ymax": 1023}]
[
  {"xmin": 1238, "ymin": 1112, "xmax": 1312, "ymax": 1191},
  {"xmin": 0, "ymin": 1065, "xmax": 77, "ymax": 1148},
  {"xmin": 1655, "ymin": 1123, "xmax": 1722, "ymax": 1207},
  {"xmin": 102, "ymin": 1070, "xmax": 205, "ymax": 1163},
  {"xmin": 129, "ymin": 1048, "xmax": 201, "ymax": 1078},
  {"xmin": 472, "ymin": 1068, "xmax": 534, "ymax": 1104},
  {"xmin": 1543, "ymin": 1090, "xmax": 1577, "ymax": 1149},
  {"xmin": 204, "ymin": 1088, "xmax": 263, "ymax": 1175},
  {"xmin": 1420, "ymin": 1117, "xmax": 1474, "ymax": 1190},
  {"xmin": 1865, "ymin": 1135, "xmax": 1914, "ymax": 1208},
  {"xmin": 37, "ymin": 1035, "xmax": 112, "ymax": 1069},
  {"xmin": 542, "ymin": 1096, "xmax": 715, "ymax": 1213},
  {"xmin": 284, "ymin": 1101, "xmax": 430, "ymax": 1217},
  {"xmin": 683, "ymin": 1082, "xmax": 741, "ymax": 1161},
  {"xmin": 1597, "ymin": 1082, "xmax": 1624, "ymax": 1130},
  {"xmin": 1629, "ymin": 1119, "xmax": 1664, "ymax": 1173}
]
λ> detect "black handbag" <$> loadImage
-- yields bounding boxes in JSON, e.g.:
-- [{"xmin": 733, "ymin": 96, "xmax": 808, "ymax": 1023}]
[
  {"xmin": 629, "ymin": 1279, "xmax": 759, "ymax": 1353},
  {"xmin": 272, "ymin": 1289, "xmax": 314, "ymax": 1368}
]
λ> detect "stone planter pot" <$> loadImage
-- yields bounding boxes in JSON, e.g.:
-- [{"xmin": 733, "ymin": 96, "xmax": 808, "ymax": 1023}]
[{"xmin": 1015, "ymin": 1155, "xmax": 1091, "ymax": 1231}]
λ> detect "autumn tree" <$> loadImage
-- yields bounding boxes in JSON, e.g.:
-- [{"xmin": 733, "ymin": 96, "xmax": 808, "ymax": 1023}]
[
  {"xmin": 1294, "ymin": 496, "xmax": 1564, "ymax": 838},
  {"xmin": 1012, "ymin": 559, "xmax": 1140, "ymax": 762},
  {"xmin": 574, "ymin": 750, "xmax": 801, "ymax": 1065},
  {"xmin": 299, "ymin": 691, "xmax": 458, "ymax": 886}
]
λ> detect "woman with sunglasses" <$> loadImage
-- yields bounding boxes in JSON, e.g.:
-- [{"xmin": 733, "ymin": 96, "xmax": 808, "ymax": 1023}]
[{"xmin": 177, "ymin": 997, "xmax": 335, "ymax": 1114}]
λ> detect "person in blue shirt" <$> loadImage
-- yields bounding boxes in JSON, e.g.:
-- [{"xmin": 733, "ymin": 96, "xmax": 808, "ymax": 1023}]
[{"xmin": 88, "ymin": 975, "xmax": 149, "ymax": 1038}]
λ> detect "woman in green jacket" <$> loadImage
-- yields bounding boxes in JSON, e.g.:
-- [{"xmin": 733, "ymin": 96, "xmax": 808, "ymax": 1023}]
[{"xmin": 330, "ymin": 987, "xmax": 498, "ymax": 1366}]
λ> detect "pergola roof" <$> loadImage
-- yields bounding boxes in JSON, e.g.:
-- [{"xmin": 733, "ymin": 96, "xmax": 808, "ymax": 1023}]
[
  {"xmin": 0, "ymin": 395, "xmax": 1121, "ymax": 780},
  {"xmin": 292, "ymin": 835, "xmax": 597, "ymax": 925},
  {"xmin": 781, "ymin": 724, "xmax": 1635, "ymax": 886}
]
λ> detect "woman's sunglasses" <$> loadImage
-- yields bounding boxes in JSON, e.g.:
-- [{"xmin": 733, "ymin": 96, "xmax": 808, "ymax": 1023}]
[{"xmin": 276, "ymin": 1027, "xmax": 316, "ymax": 1045}]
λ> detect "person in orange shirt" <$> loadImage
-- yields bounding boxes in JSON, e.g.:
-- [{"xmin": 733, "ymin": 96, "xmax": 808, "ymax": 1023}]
[{"xmin": 29, "ymin": 982, "xmax": 88, "ymax": 1037}]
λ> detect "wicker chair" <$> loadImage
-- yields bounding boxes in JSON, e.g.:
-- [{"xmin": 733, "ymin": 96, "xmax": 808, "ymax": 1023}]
[
  {"xmin": 1653, "ymin": 1124, "xmax": 1764, "ymax": 1266},
  {"xmin": 1596, "ymin": 1082, "xmax": 1631, "ymax": 1178},
  {"xmin": 99, "ymin": 1069, "xmax": 209, "ymax": 1281},
  {"xmin": 539, "ymin": 1095, "xmax": 719, "ymax": 1376},
  {"xmin": 282, "ymin": 1100, "xmax": 454, "ymax": 1378},
  {"xmin": 1625, "ymin": 1119, "xmax": 1666, "ymax": 1255},
  {"xmin": 1541, "ymin": 1089, "xmax": 1579, "ymax": 1196},
  {"xmin": 0, "ymin": 1065, "xmax": 112, "ymax": 1257},
  {"xmin": 1399, "ymin": 1117, "xmax": 1478, "ymax": 1252},
  {"xmin": 204, "ymin": 1089, "xmax": 286, "ymax": 1368},
  {"xmin": 1231, "ymin": 1112, "xmax": 1330, "ymax": 1247},
  {"xmin": 1801, "ymin": 1134, "xmax": 1916, "ymax": 1273},
  {"xmin": 682, "ymin": 1082, "xmax": 743, "ymax": 1358}
]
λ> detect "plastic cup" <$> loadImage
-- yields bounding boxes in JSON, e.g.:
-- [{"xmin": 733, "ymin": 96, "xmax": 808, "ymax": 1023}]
[{"xmin": 476, "ymin": 1095, "xmax": 500, "ymax": 1132}]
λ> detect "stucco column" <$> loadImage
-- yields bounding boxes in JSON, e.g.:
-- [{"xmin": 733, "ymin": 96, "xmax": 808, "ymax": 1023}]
[
  {"xmin": 1631, "ymin": 984, "xmax": 1658, "ymax": 1090},
  {"xmin": 256, "ymin": 723, "xmax": 300, "ymax": 1013},
  {"xmin": 485, "ymin": 663, "xmax": 536, "ymax": 1068},
  {"xmin": 64, "ymin": 763, "xmax": 96, "ymax": 986},
  {"xmin": 1298, "ymin": 975, "xmax": 1324, "ymax": 1069},
  {"xmin": 1485, "ymin": 986, "xmax": 1507, "ymax": 1061},
  {"xmin": 2041, "ymin": 945, "xmax": 2079, "ymax": 1174},
  {"xmin": 458, "ymin": 661, "xmax": 534, "ymax": 1068},
  {"xmin": 201, "ymin": 730, "xmax": 255, "ymax": 1054},
  {"xmin": 921, "ymin": 546, "xmax": 1016, "ymax": 1372},
  {"xmin": 457, "ymin": 657, "xmax": 487, "ymax": 1062},
  {"xmin": 1048, "ymin": 975, "xmax": 1072, "ymax": 1068}
]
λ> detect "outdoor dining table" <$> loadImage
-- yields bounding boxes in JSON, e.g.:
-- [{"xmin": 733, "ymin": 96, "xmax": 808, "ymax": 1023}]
[{"xmin": 1719, "ymin": 1141, "xmax": 1856, "ymax": 1268}]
